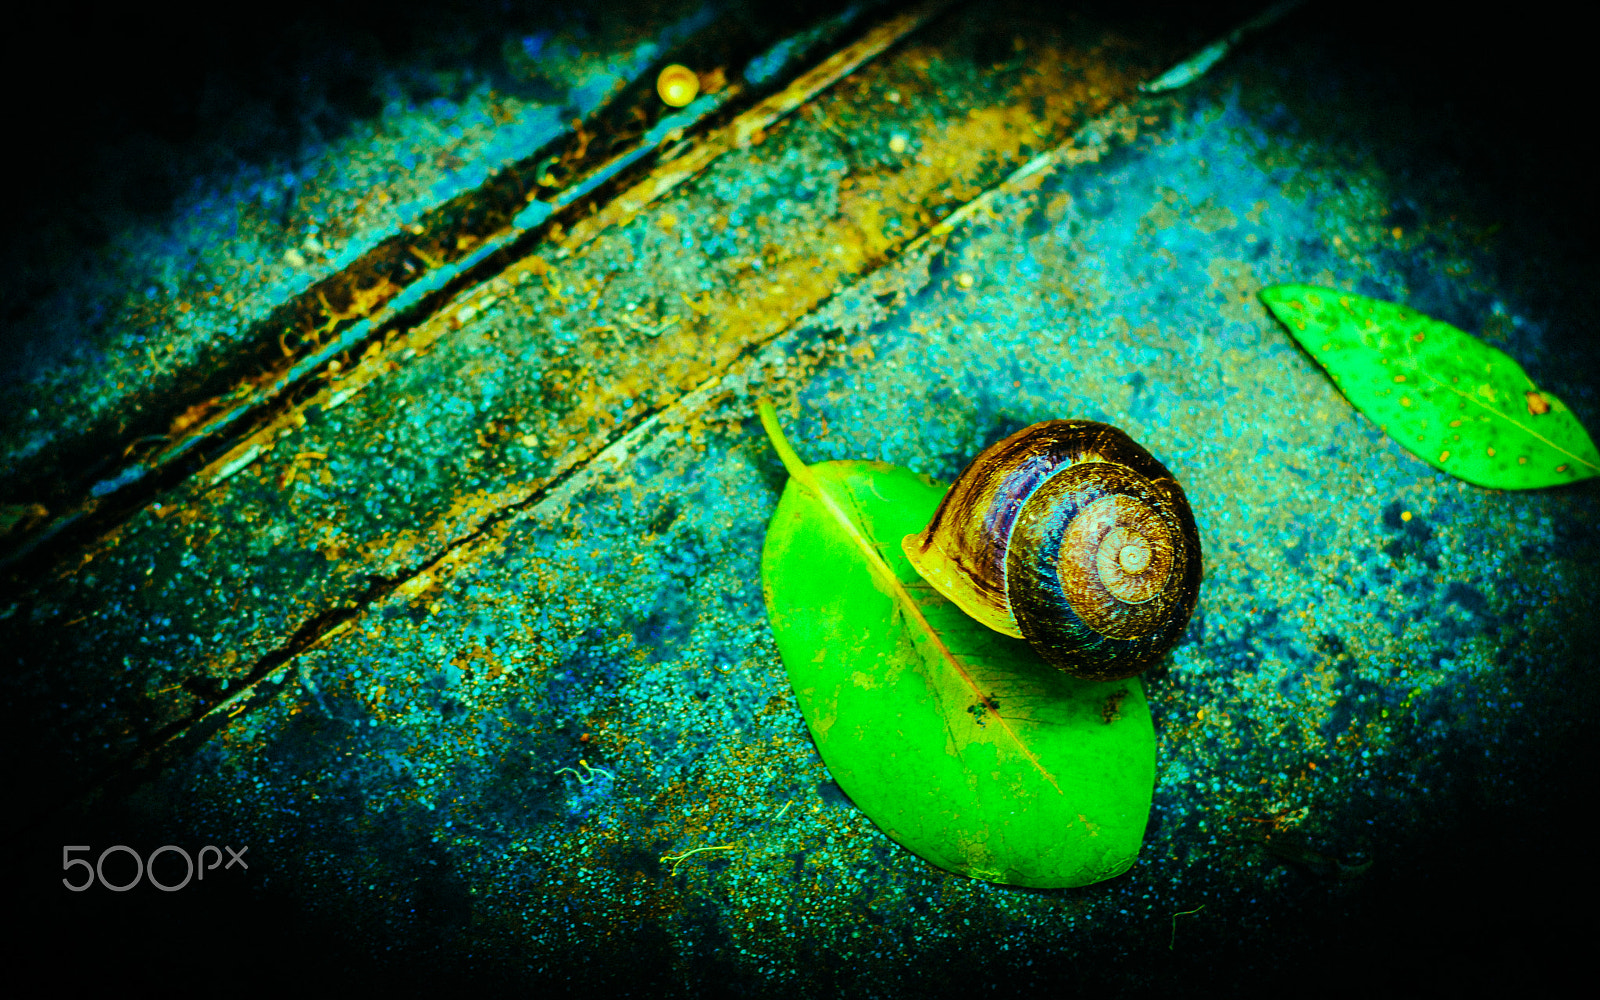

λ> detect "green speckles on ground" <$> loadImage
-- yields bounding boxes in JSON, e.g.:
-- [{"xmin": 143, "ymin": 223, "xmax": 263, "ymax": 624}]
[{"xmin": 100, "ymin": 53, "xmax": 1600, "ymax": 980}]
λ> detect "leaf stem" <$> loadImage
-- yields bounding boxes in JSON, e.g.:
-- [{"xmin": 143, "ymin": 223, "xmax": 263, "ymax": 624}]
[
  {"xmin": 758, "ymin": 399, "xmax": 811, "ymax": 483},
  {"xmin": 758, "ymin": 399, "xmax": 889, "ymax": 584}
]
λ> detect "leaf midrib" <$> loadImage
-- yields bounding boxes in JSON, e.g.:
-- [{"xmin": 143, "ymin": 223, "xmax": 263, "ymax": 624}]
[
  {"xmin": 759, "ymin": 401, "xmax": 1064, "ymax": 795},
  {"xmin": 1411, "ymin": 367, "xmax": 1600, "ymax": 473}
]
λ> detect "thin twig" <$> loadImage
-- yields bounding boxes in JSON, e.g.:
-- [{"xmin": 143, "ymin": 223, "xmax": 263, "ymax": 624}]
[
  {"xmin": 660, "ymin": 844, "xmax": 737, "ymax": 875},
  {"xmin": 1170, "ymin": 904, "xmax": 1206, "ymax": 949}
]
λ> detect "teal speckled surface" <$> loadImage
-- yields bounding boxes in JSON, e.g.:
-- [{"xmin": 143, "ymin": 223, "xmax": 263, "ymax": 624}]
[{"xmin": 6, "ymin": 1, "xmax": 1597, "ymax": 993}]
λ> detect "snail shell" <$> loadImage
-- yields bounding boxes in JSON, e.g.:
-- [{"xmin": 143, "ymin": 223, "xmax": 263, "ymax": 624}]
[{"xmin": 901, "ymin": 421, "xmax": 1201, "ymax": 681}]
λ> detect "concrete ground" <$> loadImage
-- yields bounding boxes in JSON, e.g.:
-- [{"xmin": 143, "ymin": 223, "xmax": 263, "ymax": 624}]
[{"xmin": 3, "ymin": 0, "xmax": 1596, "ymax": 993}]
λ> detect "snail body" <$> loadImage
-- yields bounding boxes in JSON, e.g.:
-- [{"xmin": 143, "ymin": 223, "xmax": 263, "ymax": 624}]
[{"xmin": 901, "ymin": 421, "xmax": 1201, "ymax": 681}]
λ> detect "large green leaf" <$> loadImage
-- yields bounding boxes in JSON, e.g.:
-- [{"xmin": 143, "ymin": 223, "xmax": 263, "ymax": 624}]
[
  {"xmin": 1260, "ymin": 283, "xmax": 1600, "ymax": 488},
  {"xmin": 757, "ymin": 404, "xmax": 1154, "ymax": 888}
]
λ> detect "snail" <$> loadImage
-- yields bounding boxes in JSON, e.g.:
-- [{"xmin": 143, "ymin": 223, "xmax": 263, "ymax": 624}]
[{"xmin": 901, "ymin": 421, "xmax": 1201, "ymax": 681}]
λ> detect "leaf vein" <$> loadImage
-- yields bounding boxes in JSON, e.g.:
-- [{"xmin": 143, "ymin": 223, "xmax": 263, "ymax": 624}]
[
  {"xmin": 1414, "ymin": 369, "xmax": 1599, "ymax": 472},
  {"xmin": 760, "ymin": 401, "xmax": 1064, "ymax": 795}
]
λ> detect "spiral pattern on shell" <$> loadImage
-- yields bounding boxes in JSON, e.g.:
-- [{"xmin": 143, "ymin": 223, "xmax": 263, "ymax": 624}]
[{"xmin": 901, "ymin": 420, "xmax": 1201, "ymax": 682}]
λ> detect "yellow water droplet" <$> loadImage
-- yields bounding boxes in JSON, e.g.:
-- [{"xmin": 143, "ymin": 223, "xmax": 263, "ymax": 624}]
[
  {"xmin": 656, "ymin": 64, "xmax": 699, "ymax": 107},
  {"xmin": 1438, "ymin": 450, "xmax": 1450, "ymax": 462},
  {"xmin": 1401, "ymin": 510, "xmax": 1412, "ymax": 522},
  {"xmin": 1393, "ymin": 374, "xmax": 1407, "ymax": 383},
  {"xmin": 1486, "ymin": 447, "xmax": 1496, "ymax": 458}
]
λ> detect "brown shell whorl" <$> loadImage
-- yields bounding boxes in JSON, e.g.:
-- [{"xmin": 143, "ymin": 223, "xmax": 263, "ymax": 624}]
[{"xmin": 901, "ymin": 420, "xmax": 1202, "ymax": 681}]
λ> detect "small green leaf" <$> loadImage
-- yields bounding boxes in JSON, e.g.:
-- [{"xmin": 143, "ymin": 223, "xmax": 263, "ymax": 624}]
[
  {"xmin": 758, "ymin": 403, "xmax": 1154, "ymax": 888},
  {"xmin": 1259, "ymin": 284, "xmax": 1600, "ymax": 488}
]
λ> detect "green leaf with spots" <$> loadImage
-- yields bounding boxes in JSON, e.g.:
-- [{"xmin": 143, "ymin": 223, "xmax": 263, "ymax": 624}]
[
  {"xmin": 756, "ymin": 402, "xmax": 1154, "ymax": 888},
  {"xmin": 1260, "ymin": 283, "xmax": 1600, "ymax": 488}
]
